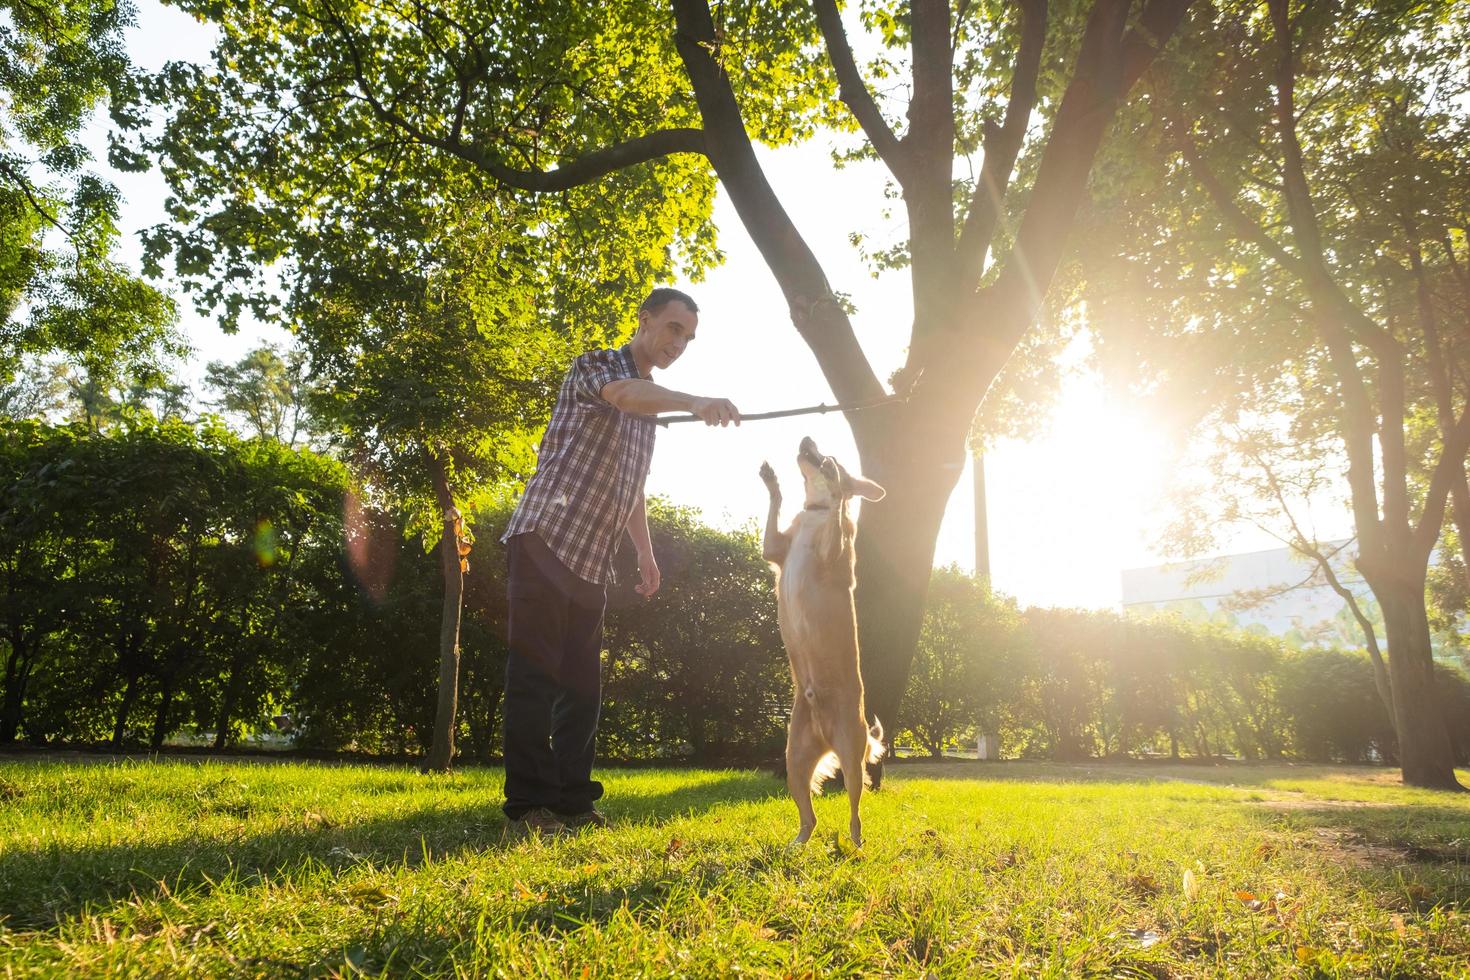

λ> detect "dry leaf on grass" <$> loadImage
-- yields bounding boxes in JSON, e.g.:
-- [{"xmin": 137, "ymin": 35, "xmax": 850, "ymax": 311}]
[{"xmin": 513, "ymin": 880, "xmax": 547, "ymax": 902}]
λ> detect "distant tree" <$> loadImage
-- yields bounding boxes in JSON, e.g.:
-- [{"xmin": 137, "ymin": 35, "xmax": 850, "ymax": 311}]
[
  {"xmin": 204, "ymin": 344, "xmax": 317, "ymax": 447},
  {"xmin": 0, "ymin": 357, "xmax": 70, "ymax": 419}
]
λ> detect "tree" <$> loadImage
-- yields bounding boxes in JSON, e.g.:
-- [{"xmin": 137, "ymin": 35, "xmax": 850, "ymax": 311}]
[
  {"xmin": 1083, "ymin": 0, "xmax": 1470, "ymax": 787},
  {"xmin": 138, "ymin": 0, "xmax": 1199, "ymax": 758},
  {"xmin": 0, "ymin": 356, "xmax": 70, "ymax": 419},
  {"xmin": 0, "ymin": 0, "xmax": 179, "ymax": 388},
  {"xmin": 204, "ymin": 344, "xmax": 317, "ymax": 447},
  {"xmin": 128, "ymin": 0, "xmax": 719, "ymax": 767}
]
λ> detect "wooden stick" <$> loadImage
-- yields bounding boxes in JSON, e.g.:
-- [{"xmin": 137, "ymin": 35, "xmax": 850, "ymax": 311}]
[{"xmin": 652, "ymin": 393, "xmax": 904, "ymax": 426}]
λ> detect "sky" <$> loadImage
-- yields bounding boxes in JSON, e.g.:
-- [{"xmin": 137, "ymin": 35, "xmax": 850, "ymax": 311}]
[{"xmin": 88, "ymin": 1, "xmax": 1333, "ymax": 611}]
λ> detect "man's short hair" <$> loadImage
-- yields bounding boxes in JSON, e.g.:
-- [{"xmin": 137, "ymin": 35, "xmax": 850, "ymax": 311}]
[{"xmin": 639, "ymin": 287, "xmax": 698, "ymax": 316}]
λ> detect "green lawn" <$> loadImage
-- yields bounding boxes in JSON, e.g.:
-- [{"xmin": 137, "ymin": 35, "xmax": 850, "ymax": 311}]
[{"xmin": 1, "ymin": 757, "xmax": 1467, "ymax": 977}]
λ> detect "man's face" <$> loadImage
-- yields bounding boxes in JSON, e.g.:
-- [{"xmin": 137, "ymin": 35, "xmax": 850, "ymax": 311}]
[{"xmin": 637, "ymin": 300, "xmax": 698, "ymax": 370}]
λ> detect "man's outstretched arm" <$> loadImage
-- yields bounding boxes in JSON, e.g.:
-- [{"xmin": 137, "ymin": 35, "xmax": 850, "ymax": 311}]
[{"xmin": 601, "ymin": 378, "xmax": 741, "ymax": 426}]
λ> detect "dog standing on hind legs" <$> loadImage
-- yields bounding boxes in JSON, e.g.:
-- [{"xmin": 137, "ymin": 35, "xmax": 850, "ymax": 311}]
[{"xmin": 759, "ymin": 436, "xmax": 887, "ymax": 848}]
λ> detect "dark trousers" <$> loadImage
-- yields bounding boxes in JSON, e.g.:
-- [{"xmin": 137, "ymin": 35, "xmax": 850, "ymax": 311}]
[{"xmin": 502, "ymin": 533, "xmax": 607, "ymax": 819}]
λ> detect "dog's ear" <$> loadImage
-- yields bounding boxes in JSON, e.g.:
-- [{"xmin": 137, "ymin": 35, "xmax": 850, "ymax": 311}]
[{"xmin": 846, "ymin": 474, "xmax": 886, "ymax": 502}]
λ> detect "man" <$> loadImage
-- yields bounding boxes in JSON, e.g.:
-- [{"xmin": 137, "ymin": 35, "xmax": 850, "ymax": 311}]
[{"xmin": 499, "ymin": 287, "xmax": 740, "ymax": 837}]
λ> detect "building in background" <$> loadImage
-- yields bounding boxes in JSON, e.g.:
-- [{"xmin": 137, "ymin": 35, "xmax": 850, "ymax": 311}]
[{"xmin": 1120, "ymin": 542, "xmax": 1378, "ymax": 649}]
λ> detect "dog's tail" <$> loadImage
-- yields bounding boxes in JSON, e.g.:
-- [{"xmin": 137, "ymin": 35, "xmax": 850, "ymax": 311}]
[
  {"xmin": 809, "ymin": 718, "xmax": 888, "ymax": 795},
  {"xmin": 866, "ymin": 716, "xmax": 886, "ymax": 768},
  {"xmin": 810, "ymin": 750, "xmax": 841, "ymax": 795}
]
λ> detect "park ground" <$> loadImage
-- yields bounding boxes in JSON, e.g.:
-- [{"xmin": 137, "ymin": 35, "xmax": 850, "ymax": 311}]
[{"xmin": 0, "ymin": 757, "xmax": 1467, "ymax": 977}]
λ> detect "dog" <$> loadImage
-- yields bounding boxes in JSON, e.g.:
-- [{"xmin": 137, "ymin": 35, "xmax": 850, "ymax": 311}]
[{"xmin": 759, "ymin": 436, "xmax": 886, "ymax": 847}]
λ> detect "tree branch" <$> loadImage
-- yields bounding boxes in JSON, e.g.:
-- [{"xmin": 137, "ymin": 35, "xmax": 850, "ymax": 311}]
[
  {"xmin": 1265, "ymin": 0, "xmax": 1399, "ymax": 363},
  {"xmin": 1172, "ymin": 124, "xmax": 1304, "ymax": 275},
  {"xmin": 448, "ymin": 129, "xmax": 709, "ymax": 192},
  {"xmin": 955, "ymin": 0, "xmax": 1047, "ymax": 287},
  {"xmin": 978, "ymin": 0, "xmax": 1194, "ymax": 360},
  {"xmin": 1414, "ymin": 402, "xmax": 1470, "ymax": 558},
  {"xmin": 1236, "ymin": 437, "xmax": 1393, "ymax": 717},
  {"xmin": 322, "ymin": 3, "xmax": 707, "ymax": 193},
  {"xmin": 0, "ymin": 157, "xmax": 74, "ymax": 242},
  {"xmin": 811, "ymin": 0, "xmax": 908, "ymax": 180},
  {"xmin": 671, "ymin": 0, "xmax": 884, "ymax": 413}
]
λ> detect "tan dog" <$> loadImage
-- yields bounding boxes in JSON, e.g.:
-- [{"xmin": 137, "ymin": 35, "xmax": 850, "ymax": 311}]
[{"xmin": 759, "ymin": 436, "xmax": 886, "ymax": 847}]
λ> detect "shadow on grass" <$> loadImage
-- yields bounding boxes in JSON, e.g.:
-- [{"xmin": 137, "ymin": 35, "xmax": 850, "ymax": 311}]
[
  {"xmin": 0, "ymin": 770, "xmax": 782, "ymax": 932},
  {"xmin": 1243, "ymin": 799, "xmax": 1470, "ymax": 866},
  {"xmin": 884, "ymin": 758, "xmax": 1458, "ymax": 790}
]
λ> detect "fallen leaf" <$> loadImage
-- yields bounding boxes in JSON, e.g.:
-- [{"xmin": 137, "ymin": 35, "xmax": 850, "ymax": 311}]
[
  {"xmin": 665, "ymin": 838, "xmax": 684, "ymax": 858},
  {"xmin": 1295, "ymin": 946, "xmax": 1319, "ymax": 963},
  {"xmin": 1390, "ymin": 913, "xmax": 1407, "ymax": 938},
  {"xmin": 1236, "ymin": 890, "xmax": 1265, "ymax": 911},
  {"xmin": 1254, "ymin": 842, "xmax": 1278, "ymax": 860},
  {"xmin": 1182, "ymin": 869, "xmax": 1200, "ymax": 901},
  {"xmin": 513, "ymin": 879, "xmax": 546, "ymax": 902}
]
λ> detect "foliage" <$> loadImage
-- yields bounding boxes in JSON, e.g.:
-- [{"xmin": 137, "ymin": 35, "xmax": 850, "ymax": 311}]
[
  {"xmin": 0, "ymin": 0, "xmax": 179, "ymax": 386},
  {"xmin": 203, "ymin": 344, "xmax": 318, "ymax": 448},
  {"xmin": 0, "ymin": 416, "xmax": 350, "ymax": 747},
  {"xmin": 601, "ymin": 501, "xmax": 788, "ymax": 765},
  {"xmin": 898, "ymin": 565, "xmax": 1024, "ymax": 757}
]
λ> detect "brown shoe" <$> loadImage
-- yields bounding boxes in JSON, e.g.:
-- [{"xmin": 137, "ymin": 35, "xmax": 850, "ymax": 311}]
[
  {"xmin": 506, "ymin": 807, "xmax": 567, "ymax": 841},
  {"xmin": 560, "ymin": 808, "xmax": 608, "ymax": 830}
]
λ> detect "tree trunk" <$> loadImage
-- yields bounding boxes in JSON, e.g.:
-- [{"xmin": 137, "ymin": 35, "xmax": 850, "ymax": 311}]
[
  {"xmin": 0, "ymin": 637, "xmax": 31, "ymax": 744},
  {"xmin": 852, "ymin": 399, "xmax": 971, "ymax": 780},
  {"xmin": 113, "ymin": 673, "xmax": 140, "ymax": 748},
  {"xmin": 213, "ymin": 648, "xmax": 246, "ymax": 751},
  {"xmin": 424, "ymin": 450, "xmax": 464, "ymax": 772},
  {"xmin": 150, "ymin": 675, "xmax": 175, "ymax": 750},
  {"xmin": 1377, "ymin": 574, "xmax": 1463, "ymax": 790}
]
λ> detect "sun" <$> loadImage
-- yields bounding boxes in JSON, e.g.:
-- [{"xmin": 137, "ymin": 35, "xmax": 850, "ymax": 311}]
[{"xmin": 935, "ymin": 376, "xmax": 1178, "ymax": 609}]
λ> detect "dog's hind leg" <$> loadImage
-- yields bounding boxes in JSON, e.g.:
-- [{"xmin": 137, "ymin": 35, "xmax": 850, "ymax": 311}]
[
  {"xmin": 833, "ymin": 715, "xmax": 870, "ymax": 848},
  {"xmin": 785, "ymin": 697, "xmax": 827, "ymax": 846}
]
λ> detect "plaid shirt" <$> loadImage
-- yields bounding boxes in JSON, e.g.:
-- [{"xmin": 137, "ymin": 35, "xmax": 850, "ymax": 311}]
[{"xmin": 502, "ymin": 344, "xmax": 656, "ymax": 586}]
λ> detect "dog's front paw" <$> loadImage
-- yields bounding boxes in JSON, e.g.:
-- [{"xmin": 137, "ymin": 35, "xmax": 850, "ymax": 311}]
[{"xmin": 759, "ymin": 461, "xmax": 778, "ymax": 489}]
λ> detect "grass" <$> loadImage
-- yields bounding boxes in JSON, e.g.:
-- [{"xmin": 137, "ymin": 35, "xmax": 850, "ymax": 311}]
[{"xmin": 0, "ymin": 757, "xmax": 1467, "ymax": 977}]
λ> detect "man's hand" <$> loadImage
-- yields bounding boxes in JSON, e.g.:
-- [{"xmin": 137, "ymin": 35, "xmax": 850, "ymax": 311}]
[
  {"xmin": 689, "ymin": 396, "xmax": 741, "ymax": 427},
  {"xmin": 635, "ymin": 551, "xmax": 661, "ymax": 597}
]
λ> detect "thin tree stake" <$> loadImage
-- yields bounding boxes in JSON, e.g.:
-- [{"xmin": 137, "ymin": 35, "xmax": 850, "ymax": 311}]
[{"xmin": 652, "ymin": 392, "xmax": 905, "ymax": 426}]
